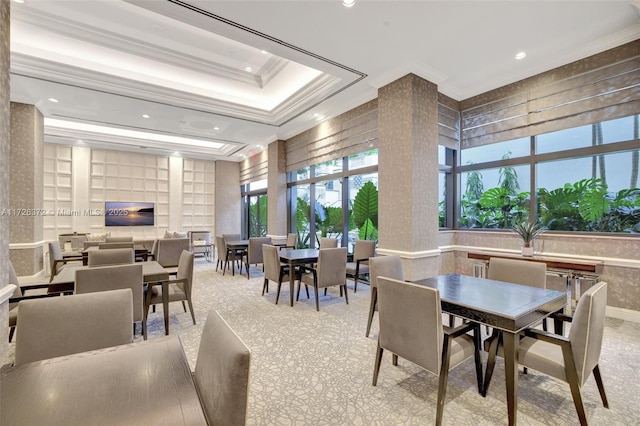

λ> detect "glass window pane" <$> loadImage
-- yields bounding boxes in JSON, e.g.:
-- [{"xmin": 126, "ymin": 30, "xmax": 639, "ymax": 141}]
[
  {"xmin": 461, "ymin": 137, "xmax": 530, "ymax": 165},
  {"xmin": 315, "ymin": 178, "xmax": 343, "ymax": 247},
  {"xmin": 291, "ymin": 184, "xmax": 311, "ymax": 248},
  {"xmin": 248, "ymin": 194, "xmax": 267, "ymax": 237},
  {"xmin": 536, "ymin": 151, "xmax": 640, "ymax": 232},
  {"xmin": 348, "ymin": 173, "xmax": 378, "ymax": 253},
  {"xmin": 439, "ymin": 172, "xmax": 446, "ymax": 227},
  {"xmin": 438, "ymin": 145, "xmax": 446, "ymax": 165},
  {"xmin": 459, "ymin": 164, "xmax": 531, "ymax": 228},
  {"xmin": 537, "ymin": 115, "xmax": 639, "ymax": 154},
  {"xmin": 349, "ymin": 149, "xmax": 378, "ymax": 170},
  {"xmin": 315, "ymin": 159, "xmax": 342, "ymax": 177}
]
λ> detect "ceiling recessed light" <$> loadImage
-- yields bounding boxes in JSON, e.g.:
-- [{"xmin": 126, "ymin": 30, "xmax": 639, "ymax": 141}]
[
  {"xmin": 213, "ymin": 126, "xmax": 220, "ymax": 131},
  {"xmin": 48, "ymin": 98, "xmax": 59, "ymax": 103},
  {"xmin": 244, "ymin": 66, "xmax": 253, "ymax": 72},
  {"xmin": 12, "ymin": 0, "xmax": 25, "ymax": 4},
  {"xmin": 260, "ymin": 49, "xmax": 268, "ymax": 54},
  {"xmin": 515, "ymin": 51, "xmax": 527, "ymax": 60},
  {"xmin": 342, "ymin": 0, "xmax": 356, "ymax": 7},
  {"xmin": 313, "ymin": 113, "xmax": 325, "ymax": 121},
  {"xmin": 142, "ymin": 114, "xmax": 150, "ymax": 118}
]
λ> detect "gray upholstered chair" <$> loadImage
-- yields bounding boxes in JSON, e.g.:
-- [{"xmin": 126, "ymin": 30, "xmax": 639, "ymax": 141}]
[
  {"xmin": 246, "ymin": 237, "xmax": 272, "ymax": 279},
  {"xmin": 222, "ymin": 233, "xmax": 247, "ymax": 276},
  {"xmin": 280, "ymin": 232, "xmax": 297, "ymax": 250},
  {"xmin": 7, "ymin": 261, "xmax": 51, "ymax": 342},
  {"xmin": 75, "ymin": 263, "xmax": 145, "ymax": 339},
  {"xmin": 262, "ymin": 244, "xmax": 294, "ymax": 303},
  {"xmin": 373, "ymin": 277, "xmax": 483, "ymax": 426},
  {"xmin": 215, "ymin": 236, "xmax": 227, "ymax": 272},
  {"xmin": 319, "ymin": 237, "xmax": 338, "ymax": 249},
  {"xmin": 145, "ymin": 250, "xmax": 196, "ymax": 335},
  {"xmin": 193, "ymin": 310, "xmax": 251, "ymax": 426},
  {"xmin": 155, "ymin": 238, "xmax": 190, "ymax": 272},
  {"xmin": 48, "ymin": 240, "xmax": 83, "ymax": 282},
  {"xmin": 105, "ymin": 236, "xmax": 133, "ymax": 243},
  {"xmin": 346, "ymin": 240, "xmax": 376, "ymax": 292},
  {"xmin": 98, "ymin": 242, "xmax": 135, "ymax": 250},
  {"xmin": 88, "ymin": 248, "xmax": 134, "ymax": 267},
  {"xmin": 366, "ymin": 255, "xmax": 404, "ymax": 337},
  {"xmin": 83, "ymin": 241, "xmax": 101, "ymax": 250},
  {"xmin": 14, "ymin": 289, "xmax": 134, "ymax": 366},
  {"xmin": 298, "ymin": 247, "xmax": 348, "ymax": 311},
  {"xmin": 483, "ymin": 282, "xmax": 609, "ymax": 425}
]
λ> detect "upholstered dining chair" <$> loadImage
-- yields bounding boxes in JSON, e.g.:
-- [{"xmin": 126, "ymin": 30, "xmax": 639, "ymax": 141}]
[
  {"xmin": 482, "ymin": 282, "xmax": 609, "ymax": 426},
  {"xmin": 215, "ymin": 236, "xmax": 227, "ymax": 272},
  {"xmin": 282, "ymin": 232, "xmax": 298, "ymax": 249},
  {"xmin": 193, "ymin": 310, "xmax": 251, "ymax": 426},
  {"xmin": 262, "ymin": 244, "xmax": 294, "ymax": 303},
  {"xmin": 346, "ymin": 240, "xmax": 376, "ymax": 292},
  {"xmin": 14, "ymin": 289, "xmax": 134, "ymax": 366},
  {"xmin": 246, "ymin": 237, "xmax": 272, "ymax": 279},
  {"xmin": 88, "ymin": 248, "xmax": 134, "ymax": 267},
  {"xmin": 298, "ymin": 247, "xmax": 348, "ymax": 311},
  {"xmin": 222, "ymin": 234, "xmax": 247, "ymax": 276},
  {"xmin": 145, "ymin": 250, "xmax": 196, "ymax": 335},
  {"xmin": 366, "ymin": 255, "xmax": 404, "ymax": 337},
  {"xmin": 373, "ymin": 277, "xmax": 483, "ymax": 426},
  {"xmin": 7, "ymin": 261, "xmax": 52, "ymax": 342},
  {"xmin": 75, "ymin": 263, "xmax": 145, "ymax": 338},
  {"xmin": 155, "ymin": 238, "xmax": 190, "ymax": 273},
  {"xmin": 48, "ymin": 240, "xmax": 83, "ymax": 282},
  {"xmin": 105, "ymin": 236, "xmax": 133, "ymax": 243},
  {"xmin": 319, "ymin": 237, "xmax": 338, "ymax": 249},
  {"xmin": 98, "ymin": 242, "xmax": 135, "ymax": 250}
]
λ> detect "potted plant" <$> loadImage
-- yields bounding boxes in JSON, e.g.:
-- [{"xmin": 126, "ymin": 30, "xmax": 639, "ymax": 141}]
[{"xmin": 512, "ymin": 220, "xmax": 546, "ymax": 257}]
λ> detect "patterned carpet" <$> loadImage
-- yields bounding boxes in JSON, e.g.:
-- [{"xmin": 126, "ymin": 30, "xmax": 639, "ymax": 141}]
[{"xmin": 8, "ymin": 256, "xmax": 640, "ymax": 425}]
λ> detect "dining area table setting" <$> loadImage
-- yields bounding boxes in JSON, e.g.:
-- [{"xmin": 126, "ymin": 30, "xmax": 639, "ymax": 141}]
[{"xmin": 278, "ymin": 248, "xmax": 319, "ymax": 306}]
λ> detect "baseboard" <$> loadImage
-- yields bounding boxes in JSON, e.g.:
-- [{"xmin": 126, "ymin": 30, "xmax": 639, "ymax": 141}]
[{"xmin": 606, "ymin": 306, "xmax": 640, "ymax": 323}]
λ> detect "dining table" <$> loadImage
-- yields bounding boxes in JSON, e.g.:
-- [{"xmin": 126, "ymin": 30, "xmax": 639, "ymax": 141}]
[
  {"xmin": 279, "ymin": 248, "xmax": 319, "ymax": 307},
  {"xmin": 412, "ymin": 273, "xmax": 566, "ymax": 426},
  {"xmin": 1, "ymin": 336, "xmax": 207, "ymax": 425},
  {"xmin": 225, "ymin": 239, "xmax": 249, "ymax": 276}
]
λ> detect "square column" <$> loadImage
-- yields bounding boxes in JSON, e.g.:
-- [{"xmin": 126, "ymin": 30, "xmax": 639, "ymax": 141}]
[{"xmin": 267, "ymin": 140, "xmax": 287, "ymax": 237}]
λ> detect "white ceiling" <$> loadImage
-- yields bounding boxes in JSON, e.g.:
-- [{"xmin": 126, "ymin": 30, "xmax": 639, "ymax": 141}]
[{"xmin": 9, "ymin": 0, "xmax": 640, "ymax": 161}]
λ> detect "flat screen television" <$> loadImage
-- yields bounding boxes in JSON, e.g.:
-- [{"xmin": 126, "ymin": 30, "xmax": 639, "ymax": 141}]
[{"xmin": 104, "ymin": 201, "xmax": 155, "ymax": 226}]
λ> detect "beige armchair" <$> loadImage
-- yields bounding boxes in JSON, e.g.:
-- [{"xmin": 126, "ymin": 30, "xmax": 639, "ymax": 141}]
[
  {"xmin": 88, "ymin": 248, "xmax": 134, "ymax": 267},
  {"xmin": 346, "ymin": 240, "xmax": 376, "ymax": 292},
  {"xmin": 373, "ymin": 277, "xmax": 483, "ymax": 426},
  {"xmin": 483, "ymin": 282, "xmax": 609, "ymax": 425},
  {"xmin": 298, "ymin": 247, "xmax": 349, "ymax": 311},
  {"xmin": 262, "ymin": 244, "xmax": 294, "ymax": 303},
  {"xmin": 155, "ymin": 238, "xmax": 190, "ymax": 272},
  {"xmin": 14, "ymin": 289, "xmax": 134, "ymax": 366},
  {"xmin": 105, "ymin": 236, "xmax": 133, "ymax": 243},
  {"xmin": 246, "ymin": 237, "xmax": 272, "ymax": 279},
  {"xmin": 8, "ymin": 261, "xmax": 51, "ymax": 342},
  {"xmin": 366, "ymin": 255, "xmax": 404, "ymax": 337},
  {"xmin": 145, "ymin": 250, "xmax": 196, "ymax": 335},
  {"xmin": 48, "ymin": 240, "xmax": 83, "ymax": 282},
  {"xmin": 193, "ymin": 310, "xmax": 251, "ymax": 426},
  {"xmin": 319, "ymin": 237, "xmax": 338, "ymax": 249},
  {"xmin": 75, "ymin": 263, "xmax": 145, "ymax": 338}
]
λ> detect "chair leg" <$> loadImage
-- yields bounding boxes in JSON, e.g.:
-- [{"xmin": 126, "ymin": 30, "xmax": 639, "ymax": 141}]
[
  {"xmin": 275, "ymin": 280, "xmax": 282, "ymax": 304},
  {"xmin": 561, "ymin": 344, "xmax": 588, "ymax": 425},
  {"xmin": 262, "ymin": 278, "xmax": 269, "ymax": 296},
  {"xmin": 592, "ymin": 365, "xmax": 609, "ymax": 408},
  {"xmin": 448, "ymin": 314, "xmax": 455, "ymax": 327},
  {"xmin": 314, "ymin": 284, "xmax": 320, "ymax": 311},
  {"xmin": 472, "ymin": 324, "xmax": 484, "ymax": 394},
  {"xmin": 372, "ymin": 343, "xmax": 384, "ymax": 385},
  {"xmin": 392, "ymin": 354, "xmax": 398, "ymax": 366},
  {"xmin": 142, "ymin": 318, "xmax": 147, "ymax": 341},
  {"xmin": 366, "ymin": 287, "xmax": 377, "ymax": 337},
  {"xmin": 181, "ymin": 300, "xmax": 187, "ymax": 312},
  {"xmin": 187, "ymin": 298, "xmax": 196, "ymax": 325},
  {"xmin": 482, "ymin": 329, "xmax": 502, "ymax": 397},
  {"xmin": 436, "ymin": 337, "xmax": 453, "ymax": 426},
  {"xmin": 9, "ymin": 326, "xmax": 15, "ymax": 342},
  {"xmin": 343, "ymin": 284, "xmax": 349, "ymax": 305}
]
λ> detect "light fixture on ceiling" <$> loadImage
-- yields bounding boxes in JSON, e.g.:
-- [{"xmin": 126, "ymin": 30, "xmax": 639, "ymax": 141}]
[
  {"xmin": 12, "ymin": 0, "xmax": 25, "ymax": 3},
  {"xmin": 260, "ymin": 49, "xmax": 268, "ymax": 54},
  {"xmin": 313, "ymin": 113, "xmax": 325, "ymax": 121},
  {"xmin": 244, "ymin": 66, "xmax": 253, "ymax": 72},
  {"xmin": 342, "ymin": 0, "xmax": 356, "ymax": 8},
  {"xmin": 142, "ymin": 114, "xmax": 150, "ymax": 118},
  {"xmin": 48, "ymin": 98, "xmax": 59, "ymax": 103},
  {"xmin": 213, "ymin": 126, "xmax": 220, "ymax": 131},
  {"xmin": 515, "ymin": 51, "xmax": 527, "ymax": 60}
]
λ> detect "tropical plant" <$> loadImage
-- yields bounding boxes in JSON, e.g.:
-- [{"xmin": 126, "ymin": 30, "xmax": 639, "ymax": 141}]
[
  {"xmin": 512, "ymin": 221, "xmax": 546, "ymax": 247},
  {"xmin": 352, "ymin": 181, "xmax": 378, "ymax": 240}
]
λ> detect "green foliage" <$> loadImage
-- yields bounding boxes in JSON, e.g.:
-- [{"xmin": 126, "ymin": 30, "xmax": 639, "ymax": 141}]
[
  {"xmin": 352, "ymin": 181, "xmax": 378, "ymax": 240},
  {"xmin": 512, "ymin": 220, "xmax": 546, "ymax": 245}
]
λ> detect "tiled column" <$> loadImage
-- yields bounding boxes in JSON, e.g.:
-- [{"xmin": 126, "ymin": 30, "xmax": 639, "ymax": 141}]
[
  {"xmin": 1, "ymin": 0, "xmax": 12, "ymax": 364},
  {"xmin": 267, "ymin": 140, "xmax": 287, "ymax": 238},
  {"xmin": 9, "ymin": 102, "xmax": 45, "ymax": 276},
  {"xmin": 377, "ymin": 74, "xmax": 440, "ymax": 280},
  {"xmin": 214, "ymin": 161, "xmax": 241, "ymax": 236}
]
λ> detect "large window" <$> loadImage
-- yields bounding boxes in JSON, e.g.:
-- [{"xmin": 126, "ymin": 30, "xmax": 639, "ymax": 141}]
[
  {"xmin": 289, "ymin": 150, "xmax": 378, "ymax": 250},
  {"xmin": 241, "ymin": 179, "xmax": 267, "ymax": 238},
  {"xmin": 458, "ymin": 115, "xmax": 640, "ymax": 233}
]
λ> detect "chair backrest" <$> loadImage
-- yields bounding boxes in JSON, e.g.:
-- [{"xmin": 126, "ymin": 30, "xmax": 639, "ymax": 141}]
[
  {"xmin": 488, "ymin": 257, "xmax": 546, "ymax": 288},
  {"xmin": 99, "ymin": 242, "xmax": 135, "ymax": 250},
  {"xmin": 83, "ymin": 241, "xmax": 101, "ymax": 250},
  {"xmin": 223, "ymin": 234, "xmax": 241, "ymax": 243},
  {"xmin": 377, "ymin": 277, "xmax": 443, "ymax": 375},
  {"xmin": 176, "ymin": 250, "xmax": 195, "ymax": 297},
  {"xmin": 194, "ymin": 310, "xmax": 251, "ymax": 426},
  {"xmin": 286, "ymin": 233, "xmax": 297, "ymax": 247},
  {"xmin": 353, "ymin": 240, "xmax": 376, "ymax": 261},
  {"xmin": 248, "ymin": 237, "xmax": 272, "ymax": 264},
  {"xmin": 369, "ymin": 255, "xmax": 404, "ymax": 289},
  {"xmin": 48, "ymin": 241, "xmax": 63, "ymax": 262},
  {"xmin": 88, "ymin": 248, "xmax": 134, "ymax": 267},
  {"xmin": 262, "ymin": 245, "xmax": 281, "ymax": 282},
  {"xmin": 75, "ymin": 264, "xmax": 144, "ymax": 322},
  {"xmin": 216, "ymin": 236, "xmax": 227, "ymax": 259},
  {"xmin": 319, "ymin": 238, "xmax": 338, "ymax": 249},
  {"xmin": 316, "ymin": 247, "xmax": 348, "ymax": 288},
  {"xmin": 105, "ymin": 236, "xmax": 133, "ymax": 243},
  {"xmin": 155, "ymin": 238, "xmax": 190, "ymax": 268},
  {"xmin": 15, "ymin": 289, "xmax": 133, "ymax": 366},
  {"xmin": 569, "ymin": 281, "xmax": 608, "ymax": 385}
]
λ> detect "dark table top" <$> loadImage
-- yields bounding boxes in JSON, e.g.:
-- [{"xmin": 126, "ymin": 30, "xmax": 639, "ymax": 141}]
[
  {"xmin": 279, "ymin": 248, "xmax": 319, "ymax": 263},
  {"xmin": 412, "ymin": 274, "xmax": 566, "ymax": 333}
]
